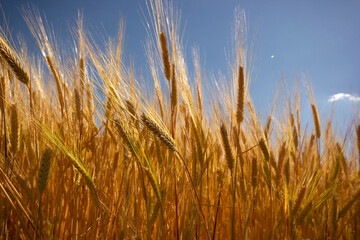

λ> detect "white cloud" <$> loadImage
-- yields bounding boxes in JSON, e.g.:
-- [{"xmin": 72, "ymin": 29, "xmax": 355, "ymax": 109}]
[{"xmin": 328, "ymin": 93, "xmax": 360, "ymax": 102}]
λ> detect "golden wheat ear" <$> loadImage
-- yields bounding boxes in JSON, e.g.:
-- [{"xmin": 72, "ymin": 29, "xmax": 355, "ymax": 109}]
[
  {"xmin": 170, "ymin": 63, "xmax": 178, "ymax": 109},
  {"xmin": 259, "ymin": 138, "xmax": 270, "ymax": 162},
  {"xmin": 236, "ymin": 65, "xmax": 245, "ymax": 124},
  {"xmin": 0, "ymin": 37, "xmax": 30, "ymax": 86},
  {"xmin": 220, "ymin": 123, "xmax": 234, "ymax": 171},
  {"xmin": 311, "ymin": 104, "xmax": 321, "ymax": 139},
  {"xmin": 141, "ymin": 113, "xmax": 176, "ymax": 152},
  {"xmin": 160, "ymin": 32, "xmax": 171, "ymax": 81}
]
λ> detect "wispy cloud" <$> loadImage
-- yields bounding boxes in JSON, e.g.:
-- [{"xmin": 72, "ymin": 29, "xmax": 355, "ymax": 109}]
[{"xmin": 328, "ymin": 93, "xmax": 360, "ymax": 102}]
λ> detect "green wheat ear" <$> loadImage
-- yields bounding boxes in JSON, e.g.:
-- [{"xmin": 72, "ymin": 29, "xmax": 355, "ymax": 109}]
[{"xmin": 37, "ymin": 147, "xmax": 53, "ymax": 196}]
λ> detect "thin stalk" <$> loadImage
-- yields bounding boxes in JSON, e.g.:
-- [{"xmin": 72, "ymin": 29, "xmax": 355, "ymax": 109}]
[
  {"xmin": 174, "ymin": 160, "xmax": 179, "ymax": 240},
  {"xmin": 175, "ymin": 151, "xmax": 211, "ymax": 240},
  {"xmin": 212, "ymin": 181, "xmax": 223, "ymax": 240}
]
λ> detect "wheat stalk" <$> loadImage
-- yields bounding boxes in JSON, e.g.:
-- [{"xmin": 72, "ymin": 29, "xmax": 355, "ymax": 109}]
[
  {"xmin": 9, "ymin": 104, "xmax": 19, "ymax": 156},
  {"xmin": 0, "ymin": 76, "xmax": 5, "ymax": 114},
  {"xmin": 115, "ymin": 119, "xmax": 162, "ymax": 201},
  {"xmin": 46, "ymin": 55, "xmax": 65, "ymax": 115},
  {"xmin": 337, "ymin": 188, "xmax": 360, "ymax": 220},
  {"xmin": 251, "ymin": 157, "xmax": 258, "ymax": 189}
]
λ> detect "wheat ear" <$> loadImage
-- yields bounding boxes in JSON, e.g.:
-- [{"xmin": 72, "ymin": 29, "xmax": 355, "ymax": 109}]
[
  {"xmin": 160, "ymin": 32, "xmax": 171, "ymax": 81},
  {"xmin": 149, "ymin": 200, "xmax": 161, "ymax": 227},
  {"xmin": 74, "ymin": 88, "xmax": 82, "ymax": 123},
  {"xmin": 276, "ymin": 141, "xmax": 286, "ymax": 186},
  {"xmin": 259, "ymin": 138, "xmax": 270, "ymax": 162},
  {"xmin": 290, "ymin": 113, "xmax": 298, "ymax": 149},
  {"xmin": 296, "ymin": 201, "xmax": 313, "ymax": 225},
  {"xmin": 79, "ymin": 57, "xmax": 85, "ymax": 93},
  {"xmin": 292, "ymin": 185, "xmax": 306, "ymax": 218},
  {"xmin": 171, "ymin": 63, "xmax": 178, "ymax": 109},
  {"xmin": 141, "ymin": 113, "xmax": 176, "ymax": 151},
  {"xmin": 236, "ymin": 65, "xmax": 245, "ymax": 124},
  {"xmin": 0, "ymin": 37, "xmax": 30, "ymax": 86},
  {"xmin": 35, "ymin": 147, "xmax": 52, "ymax": 240},
  {"xmin": 311, "ymin": 104, "xmax": 321, "ymax": 139},
  {"xmin": 37, "ymin": 147, "xmax": 53, "ymax": 196},
  {"xmin": 220, "ymin": 123, "xmax": 234, "ymax": 171},
  {"xmin": 115, "ymin": 119, "xmax": 139, "ymax": 158}
]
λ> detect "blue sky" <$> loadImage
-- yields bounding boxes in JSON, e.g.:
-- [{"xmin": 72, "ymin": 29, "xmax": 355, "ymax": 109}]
[{"xmin": 1, "ymin": 0, "xmax": 360, "ymax": 134}]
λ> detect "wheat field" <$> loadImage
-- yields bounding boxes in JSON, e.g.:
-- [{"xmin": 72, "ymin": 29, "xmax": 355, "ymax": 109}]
[{"xmin": 0, "ymin": 0, "xmax": 360, "ymax": 239}]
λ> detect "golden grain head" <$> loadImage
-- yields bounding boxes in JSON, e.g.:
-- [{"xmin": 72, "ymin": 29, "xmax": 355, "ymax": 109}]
[
  {"xmin": 220, "ymin": 123, "xmax": 234, "ymax": 171},
  {"xmin": 171, "ymin": 63, "xmax": 178, "ymax": 109},
  {"xmin": 160, "ymin": 32, "xmax": 171, "ymax": 81},
  {"xmin": 236, "ymin": 65, "xmax": 245, "ymax": 124},
  {"xmin": 311, "ymin": 104, "xmax": 321, "ymax": 139},
  {"xmin": 259, "ymin": 138, "xmax": 270, "ymax": 161},
  {"xmin": 0, "ymin": 37, "xmax": 30, "ymax": 85},
  {"xmin": 141, "ymin": 113, "xmax": 176, "ymax": 152}
]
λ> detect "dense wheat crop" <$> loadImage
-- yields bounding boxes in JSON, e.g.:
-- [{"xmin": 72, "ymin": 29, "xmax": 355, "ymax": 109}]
[{"xmin": 0, "ymin": 0, "xmax": 360, "ymax": 239}]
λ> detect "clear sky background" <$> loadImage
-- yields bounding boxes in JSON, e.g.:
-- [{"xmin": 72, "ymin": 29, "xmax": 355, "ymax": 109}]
[{"xmin": 1, "ymin": 0, "xmax": 360, "ymax": 134}]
